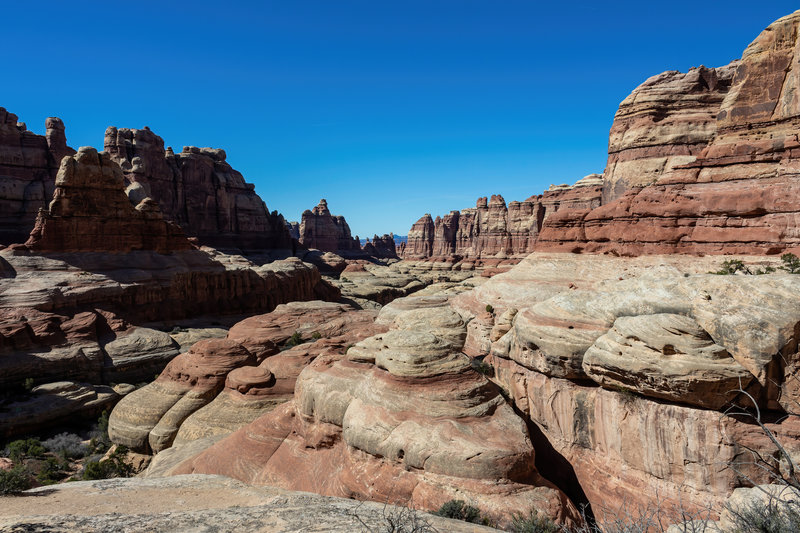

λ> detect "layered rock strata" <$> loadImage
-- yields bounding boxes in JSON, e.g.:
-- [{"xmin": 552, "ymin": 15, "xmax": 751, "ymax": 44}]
[
  {"xmin": 298, "ymin": 199, "xmax": 361, "ymax": 254},
  {"xmin": 26, "ymin": 147, "xmax": 192, "ymax": 253},
  {"xmin": 109, "ymin": 301, "xmax": 385, "ymax": 453},
  {"xmin": 537, "ymin": 11, "xmax": 800, "ymax": 255},
  {"xmin": 0, "ymin": 108, "xmax": 74, "ymax": 245},
  {"xmin": 361, "ymin": 233, "xmax": 398, "ymax": 258},
  {"xmin": 403, "ymin": 178, "xmax": 602, "ymax": 262},
  {"xmin": 450, "ymin": 252, "xmax": 800, "ymax": 514},
  {"xmin": 165, "ymin": 305, "xmax": 578, "ymax": 526},
  {"xmin": 104, "ymin": 126, "xmax": 292, "ymax": 251}
]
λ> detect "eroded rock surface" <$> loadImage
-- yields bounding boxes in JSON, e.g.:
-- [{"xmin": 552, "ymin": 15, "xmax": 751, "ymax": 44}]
[{"xmin": 298, "ymin": 199, "xmax": 360, "ymax": 254}]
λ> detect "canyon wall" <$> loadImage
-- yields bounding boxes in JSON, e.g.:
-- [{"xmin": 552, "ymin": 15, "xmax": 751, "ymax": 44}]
[
  {"xmin": 0, "ymin": 108, "xmax": 74, "ymax": 245},
  {"xmin": 104, "ymin": 127, "xmax": 292, "ymax": 251},
  {"xmin": 402, "ymin": 175, "xmax": 602, "ymax": 261}
]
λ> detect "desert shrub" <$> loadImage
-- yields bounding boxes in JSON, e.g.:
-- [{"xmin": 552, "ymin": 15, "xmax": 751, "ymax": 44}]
[
  {"xmin": 5, "ymin": 438, "xmax": 45, "ymax": 462},
  {"xmin": 22, "ymin": 378, "xmax": 34, "ymax": 392},
  {"xmin": 485, "ymin": 304, "xmax": 494, "ymax": 313},
  {"xmin": 509, "ymin": 509, "xmax": 561, "ymax": 533},
  {"xmin": 781, "ymin": 253, "xmax": 800, "ymax": 274},
  {"xmin": 88, "ymin": 411, "xmax": 111, "ymax": 454},
  {"xmin": 0, "ymin": 465, "xmax": 32, "ymax": 494},
  {"xmin": 36, "ymin": 456, "xmax": 69, "ymax": 484},
  {"xmin": 312, "ymin": 331, "xmax": 323, "ymax": 340},
  {"xmin": 351, "ymin": 500, "xmax": 437, "ymax": 533},
  {"xmin": 82, "ymin": 445, "xmax": 133, "ymax": 480},
  {"xmin": 434, "ymin": 499, "xmax": 485, "ymax": 524},
  {"xmin": 284, "ymin": 331, "xmax": 304, "ymax": 348},
  {"xmin": 470, "ymin": 358, "xmax": 495, "ymax": 377},
  {"xmin": 725, "ymin": 495, "xmax": 800, "ymax": 533},
  {"xmin": 712, "ymin": 259, "xmax": 749, "ymax": 275},
  {"xmin": 43, "ymin": 432, "xmax": 87, "ymax": 459}
]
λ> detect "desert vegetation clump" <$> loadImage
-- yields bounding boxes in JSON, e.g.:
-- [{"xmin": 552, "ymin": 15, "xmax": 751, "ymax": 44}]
[
  {"xmin": 43, "ymin": 432, "xmax": 88, "ymax": 460},
  {"xmin": 0, "ymin": 465, "xmax": 32, "ymax": 495},
  {"xmin": 434, "ymin": 499, "xmax": 488, "ymax": 525},
  {"xmin": 82, "ymin": 445, "xmax": 133, "ymax": 480},
  {"xmin": 284, "ymin": 331, "xmax": 304, "ymax": 348}
]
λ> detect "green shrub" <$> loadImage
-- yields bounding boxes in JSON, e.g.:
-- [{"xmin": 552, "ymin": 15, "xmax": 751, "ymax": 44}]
[
  {"xmin": 485, "ymin": 304, "xmax": 494, "ymax": 314},
  {"xmin": 727, "ymin": 496, "xmax": 800, "ymax": 533},
  {"xmin": 88, "ymin": 411, "xmax": 111, "ymax": 454},
  {"xmin": 434, "ymin": 499, "xmax": 485, "ymax": 524},
  {"xmin": 781, "ymin": 253, "xmax": 800, "ymax": 274},
  {"xmin": 22, "ymin": 378, "xmax": 34, "ymax": 392},
  {"xmin": 470, "ymin": 358, "xmax": 494, "ymax": 377},
  {"xmin": 509, "ymin": 509, "xmax": 561, "ymax": 533},
  {"xmin": 312, "ymin": 331, "xmax": 322, "ymax": 340},
  {"xmin": 712, "ymin": 259, "xmax": 749, "ymax": 275},
  {"xmin": 82, "ymin": 445, "xmax": 133, "ymax": 480},
  {"xmin": 36, "ymin": 456, "xmax": 68, "ymax": 484},
  {"xmin": 0, "ymin": 465, "xmax": 31, "ymax": 494},
  {"xmin": 6, "ymin": 438, "xmax": 45, "ymax": 462},
  {"xmin": 284, "ymin": 331, "xmax": 304, "ymax": 348}
]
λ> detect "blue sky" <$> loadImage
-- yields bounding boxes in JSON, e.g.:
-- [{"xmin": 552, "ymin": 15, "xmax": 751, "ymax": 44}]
[{"xmin": 5, "ymin": 2, "xmax": 798, "ymax": 237}]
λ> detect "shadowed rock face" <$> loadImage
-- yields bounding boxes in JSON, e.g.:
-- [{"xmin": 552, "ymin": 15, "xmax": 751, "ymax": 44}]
[
  {"xmin": 0, "ymin": 108, "xmax": 74, "ymax": 245},
  {"xmin": 104, "ymin": 127, "xmax": 292, "ymax": 251},
  {"xmin": 26, "ymin": 147, "xmax": 192, "ymax": 254},
  {"xmin": 361, "ymin": 233, "xmax": 397, "ymax": 258},
  {"xmin": 166, "ymin": 305, "xmax": 578, "ymax": 527},
  {"xmin": 298, "ymin": 199, "xmax": 360, "ymax": 254}
]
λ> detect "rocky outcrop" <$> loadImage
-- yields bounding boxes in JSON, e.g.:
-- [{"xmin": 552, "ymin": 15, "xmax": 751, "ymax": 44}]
[
  {"xmin": 104, "ymin": 127, "xmax": 292, "ymax": 251},
  {"xmin": 537, "ymin": 11, "xmax": 800, "ymax": 256},
  {"xmin": 109, "ymin": 301, "xmax": 385, "ymax": 453},
  {"xmin": 26, "ymin": 147, "xmax": 192, "ymax": 253},
  {"xmin": 0, "ymin": 108, "xmax": 74, "ymax": 245},
  {"xmin": 362, "ymin": 233, "xmax": 397, "ymax": 258},
  {"xmin": 602, "ymin": 64, "xmax": 738, "ymax": 203},
  {"xmin": 298, "ymin": 199, "xmax": 360, "ymax": 254},
  {"xmin": 402, "ymin": 178, "xmax": 602, "ymax": 262},
  {"xmin": 450, "ymin": 252, "xmax": 800, "ymax": 514},
  {"xmin": 0, "ymin": 475, "xmax": 501, "ymax": 533},
  {"xmin": 166, "ymin": 305, "xmax": 578, "ymax": 527}
]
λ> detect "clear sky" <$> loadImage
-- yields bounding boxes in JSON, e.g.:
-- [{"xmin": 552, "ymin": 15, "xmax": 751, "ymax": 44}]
[{"xmin": 4, "ymin": 2, "xmax": 798, "ymax": 237}]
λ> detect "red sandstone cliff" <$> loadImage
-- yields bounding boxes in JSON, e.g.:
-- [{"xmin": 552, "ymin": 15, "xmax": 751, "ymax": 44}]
[
  {"xmin": 104, "ymin": 127, "xmax": 292, "ymax": 251},
  {"xmin": 537, "ymin": 10, "xmax": 800, "ymax": 255},
  {"xmin": 402, "ymin": 176, "xmax": 602, "ymax": 261},
  {"xmin": 0, "ymin": 109, "xmax": 74, "ymax": 245},
  {"xmin": 297, "ymin": 199, "xmax": 361, "ymax": 254}
]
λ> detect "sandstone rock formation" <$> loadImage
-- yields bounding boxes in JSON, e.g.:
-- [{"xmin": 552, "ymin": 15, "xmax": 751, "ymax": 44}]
[
  {"xmin": 104, "ymin": 126, "xmax": 292, "ymax": 251},
  {"xmin": 0, "ymin": 108, "xmax": 74, "ymax": 245},
  {"xmin": 450, "ymin": 252, "xmax": 800, "ymax": 514},
  {"xmin": 165, "ymin": 304, "xmax": 578, "ymax": 527},
  {"xmin": 297, "ymin": 199, "xmax": 361, "ymax": 254},
  {"xmin": 602, "ymin": 64, "xmax": 738, "ymax": 203},
  {"xmin": 0, "ymin": 475, "xmax": 501, "ymax": 533},
  {"xmin": 362, "ymin": 233, "xmax": 398, "ymax": 258},
  {"xmin": 537, "ymin": 11, "xmax": 800, "ymax": 255},
  {"xmin": 109, "ymin": 301, "xmax": 386, "ymax": 453},
  {"xmin": 26, "ymin": 147, "xmax": 192, "ymax": 253},
  {"xmin": 402, "ymin": 178, "xmax": 602, "ymax": 263}
]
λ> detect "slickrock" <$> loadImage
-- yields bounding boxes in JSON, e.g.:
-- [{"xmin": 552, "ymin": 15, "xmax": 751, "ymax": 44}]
[
  {"xmin": 0, "ymin": 108, "xmax": 74, "ymax": 245},
  {"xmin": 109, "ymin": 301, "xmax": 385, "ymax": 453},
  {"xmin": 168, "ymin": 305, "xmax": 578, "ymax": 527},
  {"xmin": 402, "ymin": 180, "xmax": 601, "ymax": 263},
  {"xmin": 298, "ymin": 199, "xmax": 361, "ymax": 254},
  {"xmin": 105, "ymin": 127, "xmax": 292, "ymax": 251},
  {"xmin": 26, "ymin": 147, "xmax": 192, "ymax": 253},
  {"xmin": 333, "ymin": 263, "xmax": 426, "ymax": 305},
  {"xmin": 451, "ymin": 252, "xmax": 800, "ymax": 514},
  {"xmin": 108, "ymin": 338, "xmax": 256, "ymax": 453},
  {"xmin": 0, "ymin": 475, "xmax": 501, "ymax": 533}
]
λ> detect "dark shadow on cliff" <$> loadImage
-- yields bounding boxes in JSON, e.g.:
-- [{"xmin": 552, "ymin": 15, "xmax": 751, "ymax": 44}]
[{"xmin": 510, "ymin": 397, "xmax": 596, "ymax": 524}]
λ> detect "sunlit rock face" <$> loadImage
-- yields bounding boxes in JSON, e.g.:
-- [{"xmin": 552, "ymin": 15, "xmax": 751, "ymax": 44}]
[{"xmin": 168, "ymin": 304, "xmax": 578, "ymax": 528}]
